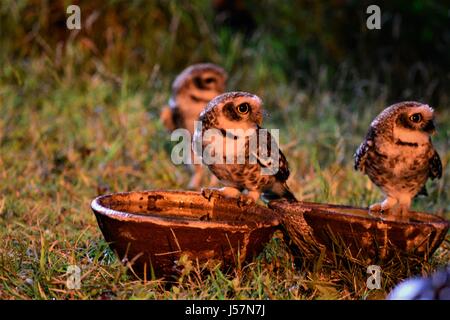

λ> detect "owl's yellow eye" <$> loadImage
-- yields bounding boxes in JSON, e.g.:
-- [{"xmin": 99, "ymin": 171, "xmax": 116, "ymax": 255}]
[
  {"xmin": 410, "ymin": 113, "xmax": 422, "ymax": 123},
  {"xmin": 237, "ymin": 103, "xmax": 250, "ymax": 114}
]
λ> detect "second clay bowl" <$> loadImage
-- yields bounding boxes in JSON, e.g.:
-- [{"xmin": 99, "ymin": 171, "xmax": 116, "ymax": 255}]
[{"xmin": 269, "ymin": 201, "xmax": 449, "ymax": 264}]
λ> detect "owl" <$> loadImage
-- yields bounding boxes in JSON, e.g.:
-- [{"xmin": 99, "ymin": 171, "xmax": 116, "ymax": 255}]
[
  {"xmin": 192, "ymin": 91, "xmax": 297, "ymax": 203},
  {"xmin": 354, "ymin": 101, "xmax": 442, "ymax": 218},
  {"xmin": 160, "ymin": 63, "xmax": 228, "ymax": 189}
]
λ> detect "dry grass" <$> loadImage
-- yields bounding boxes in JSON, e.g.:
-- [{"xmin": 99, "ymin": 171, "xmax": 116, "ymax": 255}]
[{"xmin": 1, "ymin": 52, "xmax": 448, "ymax": 300}]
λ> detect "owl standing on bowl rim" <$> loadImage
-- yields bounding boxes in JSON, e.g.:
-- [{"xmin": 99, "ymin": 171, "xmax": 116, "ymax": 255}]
[
  {"xmin": 193, "ymin": 91, "xmax": 297, "ymax": 204},
  {"xmin": 354, "ymin": 101, "xmax": 442, "ymax": 219},
  {"xmin": 160, "ymin": 63, "xmax": 228, "ymax": 189}
]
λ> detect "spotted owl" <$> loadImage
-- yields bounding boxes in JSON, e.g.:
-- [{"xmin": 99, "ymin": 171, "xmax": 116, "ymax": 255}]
[
  {"xmin": 354, "ymin": 101, "xmax": 442, "ymax": 218},
  {"xmin": 193, "ymin": 91, "xmax": 297, "ymax": 203}
]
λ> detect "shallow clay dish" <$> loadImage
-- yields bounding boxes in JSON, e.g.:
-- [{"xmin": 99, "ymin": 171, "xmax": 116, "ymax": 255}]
[
  {"xmin": 269, "ymin": 201, "xmax": 449, "ymax": 264},
  {"xmin": 91, "ymin": 190, "xmax": 280, "ymax": 279}
]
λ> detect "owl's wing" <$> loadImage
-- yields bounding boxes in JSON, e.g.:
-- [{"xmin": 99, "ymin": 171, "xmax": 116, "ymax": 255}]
[
  {"xmin": 416, "ymin": 184, "xmax": 428, "ymax": 197},
  {"xmin": 416, "ymin": 150, "xmax": 442, "ymax": 198},
  {"xmin": 275, "ymin": 149, "xmax": 290, "ymax": 182},
  {"xmin": 354, "ymin": 127, "xmax": 375, "ymax": 172},
  {"xmin": 429, "ymin": 150, "xmax": 442, "ymax": 180},
  {"xmin": 252, "ymin": 128, "xmax": 290, "ymax": 182}
]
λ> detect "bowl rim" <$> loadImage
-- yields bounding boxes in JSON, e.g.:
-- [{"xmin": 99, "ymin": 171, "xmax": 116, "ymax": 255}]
[
  {"xmin": 91, "ymin": 189, "xmax": 279, "ymax": 230},
  {"xmin": 269, "ymin": 200, "xmax": 450, "ymax": 228}
]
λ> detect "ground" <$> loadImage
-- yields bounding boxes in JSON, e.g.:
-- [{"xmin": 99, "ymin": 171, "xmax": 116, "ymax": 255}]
[{"xmin": 0, "ymin": 50, "xmax": 449, "ymax": 300}]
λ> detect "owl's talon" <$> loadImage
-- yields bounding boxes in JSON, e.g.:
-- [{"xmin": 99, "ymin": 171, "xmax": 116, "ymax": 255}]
[
  {"xmin": 368, "ymin": 203, "xmax": 385, "ymax": 219},
  {"xmin": 237, "ymin": 195, "xmax": 255, "ymax": 208},
  {"xmin": 369, "ymin": 203, "xmax": 382, "ymax": 212},
  {"xmin": 368, "ymin": 210, "xmax": 384, "ymax": 219},
  {"xmin": 201, "ymin": 188, "xmax": 223, "ymax": 201}
]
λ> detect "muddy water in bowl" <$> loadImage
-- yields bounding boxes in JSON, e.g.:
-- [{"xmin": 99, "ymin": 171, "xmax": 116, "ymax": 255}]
[{"xmin": 91, "ymin": 190, "xmax": 280, "ymax": 279}]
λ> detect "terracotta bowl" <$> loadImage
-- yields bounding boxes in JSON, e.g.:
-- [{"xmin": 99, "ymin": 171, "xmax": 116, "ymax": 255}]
[
  {"xmin": 91, "ymin": 190, "xmax": 280, "ymax": 279},
  {"xmin": 269, "ymin": 201, "xmax": 449, "ymax": 264}
]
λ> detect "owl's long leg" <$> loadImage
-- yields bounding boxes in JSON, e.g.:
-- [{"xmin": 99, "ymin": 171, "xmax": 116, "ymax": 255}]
[
  {"xmin": 369, "ymin": 197, "xmax": 398, "ymax": 215},
  {"xmin": 201, "ymin": 186, "xmax": 241, "ymax": 201},
  {"xmin": 187, "ymin": 164, "xmax": 204, "ymax": 190},
  {"xmin": 220, "ymin": 187, "xmax": 242, "ymax": 198},
  {"xmin": 397, "ymin": 195, "xmax": 412, "ymax": 221}
]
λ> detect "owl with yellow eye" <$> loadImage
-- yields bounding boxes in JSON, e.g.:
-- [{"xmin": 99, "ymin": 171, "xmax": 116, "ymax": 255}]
[
  {"xmin": 354, "ymin": 101, "xmax": 442, "ymax": 218},
  {"xmin": 193, "ymin": 91, "xmax": 297, "ymax": 203}
]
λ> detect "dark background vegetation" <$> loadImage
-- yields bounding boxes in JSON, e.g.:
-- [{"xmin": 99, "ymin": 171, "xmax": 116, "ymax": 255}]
[
  {"xmin": 2, "ymin": 0, "xmax": 449, "ymax": 105},
  {"xmin": 0, "ymin": 0, "xmax": 449, "ymax": 300}
]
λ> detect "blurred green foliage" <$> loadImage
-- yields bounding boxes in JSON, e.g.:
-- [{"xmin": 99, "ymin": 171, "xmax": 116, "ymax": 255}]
[{"xmin": 1, "ymin": 0, "xmax": 449, "ymax": 105}]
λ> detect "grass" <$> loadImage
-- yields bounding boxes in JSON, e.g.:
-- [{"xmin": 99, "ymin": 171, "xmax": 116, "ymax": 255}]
[{"xmin": 0, "ymin": 9, "xmax": 449, "ymax": 298}]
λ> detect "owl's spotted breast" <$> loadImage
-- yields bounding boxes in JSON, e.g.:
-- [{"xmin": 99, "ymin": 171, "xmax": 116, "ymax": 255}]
[
  {"xmin": 364, "ymin": 141, "xmax": 432, "ymax": 197},
  {"xmin": 194, "ymin": 91, "xmax": 297, "ymax": 202},
  {"xmin": 354, "ymin": 101, "xmax": 442, "ymax": 217}
]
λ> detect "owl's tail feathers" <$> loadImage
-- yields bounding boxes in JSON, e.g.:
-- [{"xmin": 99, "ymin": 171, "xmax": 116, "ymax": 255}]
[
  {"xmin": 282, "ymin": 187, "xmax": 298, "ymax": 202},
  {"xmin": 262, "ymin": 183, "xmax": 298, "ymax": 203},
  {"xmin": 160, "ymin": 106, "xmax": 175, "ymax": 131}
]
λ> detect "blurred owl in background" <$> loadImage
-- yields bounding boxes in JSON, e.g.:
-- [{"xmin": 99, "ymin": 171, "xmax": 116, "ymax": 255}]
[
  {"xmin": 160, "ymin": 63, "xmax": 228, "ymax": 189},
  {"xmin": 354, "ymin": 101, "xmax": 442, "ymax": 219}
]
